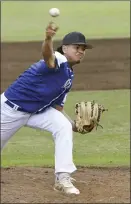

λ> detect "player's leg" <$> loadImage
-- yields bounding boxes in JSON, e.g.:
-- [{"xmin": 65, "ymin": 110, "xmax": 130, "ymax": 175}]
[
  {"xmin": 1, "ymin": 93, "xmax": 30, "ymax": 150},
  {"xmin": 26, "ymin": 107, "xmax": 80, "ymax": 194}
]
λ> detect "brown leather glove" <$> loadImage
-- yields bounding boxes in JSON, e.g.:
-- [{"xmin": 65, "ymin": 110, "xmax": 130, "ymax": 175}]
[{"xmin": 74, "ymin": 101, "xmax": 108, "ymax": 134}]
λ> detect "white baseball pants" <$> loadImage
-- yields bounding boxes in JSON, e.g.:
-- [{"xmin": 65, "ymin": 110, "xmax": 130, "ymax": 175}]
[{"xmin": 1, "ymin": 93, "xmax": 76, "ymax": 173}]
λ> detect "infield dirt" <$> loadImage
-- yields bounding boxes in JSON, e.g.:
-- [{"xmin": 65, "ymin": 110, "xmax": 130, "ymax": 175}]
[
  {"xmin": 1, "ymin": 38, "xmax": 130, "ymax": 92},
  {"xmin": 1, "ymin": 38, "xmax": 130, "ymax": 203}
]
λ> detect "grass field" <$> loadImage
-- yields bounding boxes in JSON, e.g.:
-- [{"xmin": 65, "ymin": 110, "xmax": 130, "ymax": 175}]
[
  {"xmin": 1, "ymin": 90, "xmax": 130, "ymax": 167},
  {"xmin": 1, "ymin": 1, "xmax": 130, "ymax": 42}
]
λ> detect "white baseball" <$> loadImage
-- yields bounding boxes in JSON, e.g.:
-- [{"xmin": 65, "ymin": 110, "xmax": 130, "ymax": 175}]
[{"xmin": 49, "ymin": 8, "xmax": 60, "ymax": 17}]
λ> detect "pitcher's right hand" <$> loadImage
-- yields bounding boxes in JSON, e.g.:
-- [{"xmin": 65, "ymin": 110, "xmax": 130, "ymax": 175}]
[{"xmin": 45, "ymin": 22, "xmax": 59, "ymax": 39}]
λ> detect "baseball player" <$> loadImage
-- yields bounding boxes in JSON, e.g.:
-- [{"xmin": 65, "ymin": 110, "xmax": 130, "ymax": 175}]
[{"xmin": 1, "ymin": 22, "xmax": 92, "ymax": 195}]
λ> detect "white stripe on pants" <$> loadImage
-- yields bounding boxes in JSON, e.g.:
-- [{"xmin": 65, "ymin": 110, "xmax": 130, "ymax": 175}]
[{"xmin": 1, "ymin": 93, "xmax": 76, "ymax": 173}]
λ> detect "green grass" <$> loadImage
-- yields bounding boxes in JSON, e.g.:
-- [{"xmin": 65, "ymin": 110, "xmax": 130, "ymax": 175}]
[
  {"xmin": 1, "ymin": 90, "xmax": 130, "ymax": 167},
  {"xmin": 1, "ymin": 1, "xmax": 130, "ymax": 42}
]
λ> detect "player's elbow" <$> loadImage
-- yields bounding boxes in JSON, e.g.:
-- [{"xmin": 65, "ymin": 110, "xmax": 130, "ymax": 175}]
[
  {"xmin": 45, "ymin": 58, "xmax": 56, "ymax": 68},
  {"xmin": 42, "ymin": 53, "xmax": 55, "ymax": 68},
  {"xmin": 42, "ymin": 49, "xmax": 56, "ymax": 68},
  {"xmin": 42, "ymin": 48, "xmax": 51, "ymax": 62},
  {"xmin": 54, "ymin": 105, "xmax": 64, "ymax": 112}
]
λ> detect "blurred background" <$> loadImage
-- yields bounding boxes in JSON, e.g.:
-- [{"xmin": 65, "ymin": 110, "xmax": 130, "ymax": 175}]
[
  {"xmin": 1, "ymin": 1, "xmax": 130, "ymax": 41},
  {"xmin": 1, "ymin": 1, "xmax": 130, "ymax": 91}
]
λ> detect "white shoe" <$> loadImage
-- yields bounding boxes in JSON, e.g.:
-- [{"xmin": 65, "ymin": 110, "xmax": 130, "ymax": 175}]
[{"xmin": 54, "ymin": 173, "xmax": 80, "ymax": 195}]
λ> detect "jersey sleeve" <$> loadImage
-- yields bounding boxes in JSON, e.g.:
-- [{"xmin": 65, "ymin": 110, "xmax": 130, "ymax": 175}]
[{"xmin": 54, "ymin": 51, "xmax": 67, "ymax": 68}]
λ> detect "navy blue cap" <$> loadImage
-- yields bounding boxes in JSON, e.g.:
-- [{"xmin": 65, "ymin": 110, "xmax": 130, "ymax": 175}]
[
  {"xmin": 57, "ymin": 32, "xmax": 92, "ymax": 54},
  {"xmin": 62, "ymin": 32, "xmax": 92, "ymax": 48}
]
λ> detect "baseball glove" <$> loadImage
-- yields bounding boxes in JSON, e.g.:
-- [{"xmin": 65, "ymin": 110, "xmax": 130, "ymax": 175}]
[{"xmin": 74, "ymin": 101, "xmax": 108, "ymax": 134}]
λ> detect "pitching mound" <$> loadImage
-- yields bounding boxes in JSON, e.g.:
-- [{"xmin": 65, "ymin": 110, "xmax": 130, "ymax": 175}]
[{"xmin": 1, "ymin": 167, "xmax": 130, "ymax": 203}]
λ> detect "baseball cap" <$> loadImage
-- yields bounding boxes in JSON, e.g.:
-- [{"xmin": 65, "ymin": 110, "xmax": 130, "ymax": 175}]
[{"xmin": 57, "ymin": 32, "xmax": 93, "ymax": 54}]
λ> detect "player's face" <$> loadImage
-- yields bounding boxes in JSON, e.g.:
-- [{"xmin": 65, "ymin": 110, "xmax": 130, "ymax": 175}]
[{"xmin": 63, "ymin": 44, "xmax": 86, "ymax": 64}]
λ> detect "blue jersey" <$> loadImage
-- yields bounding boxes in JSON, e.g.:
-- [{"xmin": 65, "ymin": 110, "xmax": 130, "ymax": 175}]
[{"xmin": 4, "ymin": 52, "xmax": 74, "ymax": 113}]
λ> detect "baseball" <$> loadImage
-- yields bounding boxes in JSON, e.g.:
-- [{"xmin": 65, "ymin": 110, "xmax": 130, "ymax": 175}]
[{"xmin": 49, "ymin": 8, "xmax": 60, "ymax": 17}]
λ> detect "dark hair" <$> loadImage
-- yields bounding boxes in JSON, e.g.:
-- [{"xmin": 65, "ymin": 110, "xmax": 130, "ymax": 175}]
[{"xmin": 56, "ymin": 46, "xmax": 64, "ymax": 54}]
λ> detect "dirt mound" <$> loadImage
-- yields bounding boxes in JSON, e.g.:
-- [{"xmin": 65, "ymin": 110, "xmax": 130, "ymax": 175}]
[
  {"xmin": 1, "ymin": 167, "xmax": 130, "ymax": 203},
  {"xmin": 1, "ymin": 38, "xmax": 130, "ymax": 93}
]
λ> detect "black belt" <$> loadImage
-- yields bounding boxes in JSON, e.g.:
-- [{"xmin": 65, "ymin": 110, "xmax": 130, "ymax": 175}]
[{"xmin": 5, "ymin": 100, "xmax": 28, "ymax": 113}]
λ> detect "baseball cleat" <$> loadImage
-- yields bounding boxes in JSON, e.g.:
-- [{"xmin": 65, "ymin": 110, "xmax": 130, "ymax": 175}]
[{"xmin": 54, "ymin": 174, "xmax": 80, "ymax": 195}]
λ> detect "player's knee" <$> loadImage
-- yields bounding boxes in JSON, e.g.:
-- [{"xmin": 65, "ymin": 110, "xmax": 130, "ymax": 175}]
[
  {"xmin": 54, "ymin": 116, "xmax": 72, "ymax": 134},
  {"xmin": 63, "ymin": 118, "xmax": 72, "ymax": 130}
]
